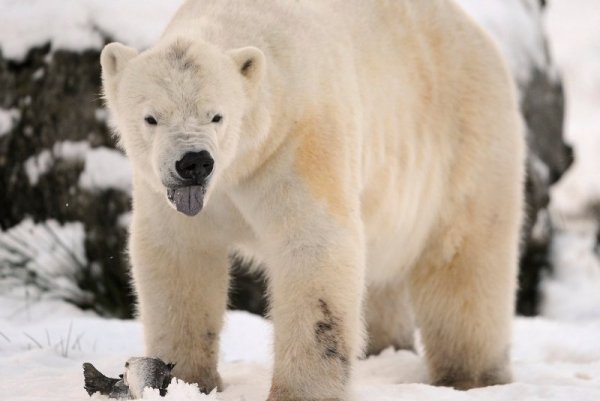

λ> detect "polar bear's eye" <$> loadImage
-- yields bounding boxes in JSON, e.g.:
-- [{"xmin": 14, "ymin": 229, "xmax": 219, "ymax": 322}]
[
  {"xmin": 144, "ymin": 116, "xmax": 158, "ymax": 126},
  {"xmin": 211, "ymin": 114, "xmax": 223, "ymax": 123}
]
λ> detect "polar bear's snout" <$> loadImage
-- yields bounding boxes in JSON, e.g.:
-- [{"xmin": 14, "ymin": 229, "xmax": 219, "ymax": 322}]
[
  {"xmin": 175, "ymin": 150, "xmax": 214, "ymax": 184},
  {"xmin": 163, "ymin": 150, "xmax": 214, "ymax": 217}
]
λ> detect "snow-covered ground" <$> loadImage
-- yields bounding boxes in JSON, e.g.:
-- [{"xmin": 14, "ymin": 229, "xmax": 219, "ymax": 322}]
[{"xmin": 1, "ymin": 297, "xmax": 600, "ymax": 401}]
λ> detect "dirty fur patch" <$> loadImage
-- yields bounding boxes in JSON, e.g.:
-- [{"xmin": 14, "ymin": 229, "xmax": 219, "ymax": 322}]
[{"xmin": 314, "ymin": 299, "xmax": 350, "ymax": 381}]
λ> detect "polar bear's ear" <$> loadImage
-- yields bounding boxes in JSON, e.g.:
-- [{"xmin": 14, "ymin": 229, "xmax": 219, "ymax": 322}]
[
  {"xmin": 100, "ymin": 42, "xmax": 138, "ymax": 78},
  {"xmin": 229, "ymin": 47, "xmax": 265, "ymax": 88}
]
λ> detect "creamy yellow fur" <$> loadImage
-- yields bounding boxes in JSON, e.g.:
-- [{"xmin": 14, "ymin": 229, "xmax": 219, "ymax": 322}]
[{"xmin": 101, "ymin": 0, "xmax": 524, "ymax": 399}]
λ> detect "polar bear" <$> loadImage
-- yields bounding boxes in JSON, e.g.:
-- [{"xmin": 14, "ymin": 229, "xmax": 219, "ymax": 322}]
[{"xmin": 100, "ymin": 0, "xmax": 524, "ymax": 399}]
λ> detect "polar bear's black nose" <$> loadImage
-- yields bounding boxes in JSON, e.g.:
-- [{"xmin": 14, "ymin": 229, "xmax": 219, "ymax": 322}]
[{"xmin": 175, "ymin": 151, "xmax": 214, "ymax": 183}]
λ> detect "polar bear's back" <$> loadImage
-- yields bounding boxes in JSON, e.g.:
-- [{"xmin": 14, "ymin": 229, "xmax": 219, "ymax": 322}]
[
  {"xmin": 167, "ymin": 1, "xmax": 497, "ymax": 112},
  {"xmin": 163, "ymin": 0, "xmax": 506, "ymax": 113},
  {"xmin": 165, "ymin": 1, "xmax": 460, "ymax": 53}
]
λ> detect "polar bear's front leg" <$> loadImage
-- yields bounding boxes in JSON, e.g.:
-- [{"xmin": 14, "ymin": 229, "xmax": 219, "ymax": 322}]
[
  {"xmin": 129, "ymin": 217, "xmax": 229, "ymax": 393},
  {"xmin": 266, "ymin": 227, "xmax": 365, "ymax": 401}
]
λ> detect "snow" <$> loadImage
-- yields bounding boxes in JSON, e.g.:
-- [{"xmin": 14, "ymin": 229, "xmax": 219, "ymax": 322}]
[
  {"xmin": 55, "ymin": 141, "xmax": 93, "ymax": 161},
  {"xmin": 24, "ymin": 141, "xmax": 91, "ymax": 186},
  {"xmin": 23, "ymin": 141, "xmax": 132, "ymax": 192},
  {"xmin": 1, "ymin": 298, "xmax": 600, "ymax": 401},
  {"xmin": 24, "ymin": 148, "xmax": 54, "ymax": 185},
  {"xmin": 78, "ymin": 147, "xmax": 132, "ymax": 193},
  {"xmin": 0, "ymin": 0, "xmax": 183, "ymax": 60},
  {"xmin": 0, "ymin": 107, "xmax": 21, "ymax": 137}
]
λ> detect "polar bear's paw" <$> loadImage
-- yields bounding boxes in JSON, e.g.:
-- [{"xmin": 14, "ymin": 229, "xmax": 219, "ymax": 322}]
[{"xmin": 433, "ymin": 364, "xmax": 512, "ymax": 390}]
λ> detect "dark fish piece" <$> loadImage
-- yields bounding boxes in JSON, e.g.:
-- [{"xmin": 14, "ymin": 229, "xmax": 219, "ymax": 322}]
[
  {"xmin": 83, "ymin": 357, "xmax": 175, "ymax": 399},
  {"xmin": 83, "ymin": 362, "xmax": 130, "ymax": 399}
]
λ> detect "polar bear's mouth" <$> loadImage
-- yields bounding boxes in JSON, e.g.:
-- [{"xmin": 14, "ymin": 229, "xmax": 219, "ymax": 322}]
[{"xmin": 166, "ymin": 185, "xmax": 206, "ymax": 216}]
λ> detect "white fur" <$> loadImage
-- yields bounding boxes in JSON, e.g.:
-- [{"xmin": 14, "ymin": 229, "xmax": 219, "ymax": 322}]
[{"xmin": 101, "ymin": 0, "xmax": 525, "ymax": 399}]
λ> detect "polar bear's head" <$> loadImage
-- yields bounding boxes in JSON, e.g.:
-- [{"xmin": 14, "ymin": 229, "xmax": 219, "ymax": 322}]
[{"xmin": 100, "ymin": 39, "xmax": 265, "ymax": 216}]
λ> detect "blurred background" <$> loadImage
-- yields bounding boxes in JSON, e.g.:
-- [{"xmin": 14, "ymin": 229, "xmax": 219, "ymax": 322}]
[{"xmin": 0, "ymin": 0, "xmax": 598, "ymax": 322}]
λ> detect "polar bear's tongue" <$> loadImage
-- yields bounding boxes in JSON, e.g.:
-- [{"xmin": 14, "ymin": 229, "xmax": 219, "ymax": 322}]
[{"xmin": 168, "ymin": 186, "xmax": 204, "ymax": 216}]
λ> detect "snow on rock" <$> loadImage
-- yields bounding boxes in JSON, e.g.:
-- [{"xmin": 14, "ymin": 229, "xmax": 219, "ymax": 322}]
[
  {"xmin": 117, "ymin": 212, "xmax": 132, "ymax": 229},
  {"xmin": 23, "ymin": 141, "xmax": 131, "ymax": 192},
  {"xmin": 1, "ymin": 299, "xmax": 600, "ymax": 401},
  {"xmin": 78, "ymin": 147, "xmax": 132, "ymax": 192},
  {"xmin": 24, "ymin": 141, "xmax": 90, "ymax": 185},
  {"xmin": 23, "ymin": 147, "xmax": 54, "ymax": 185},
  {"xmin": 55, "ymin": 141, "xmax": 93, "ymax": 161},
  {"xmin": 0, "ymin": 0, "xmax": 183, "ymax": 60},
  {"xmin": 0, "ymin": 107, "xmax": 20, "ymax": 137}
]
